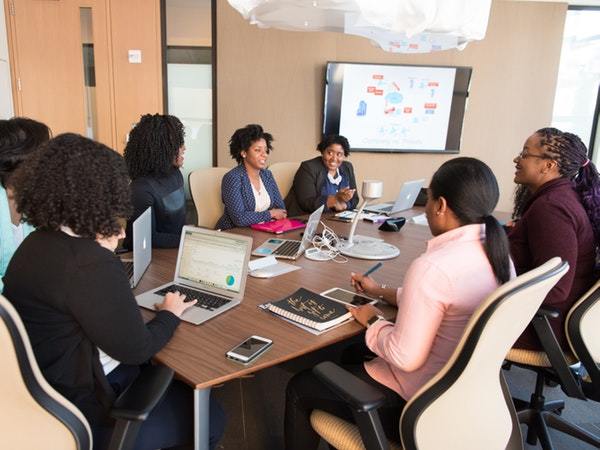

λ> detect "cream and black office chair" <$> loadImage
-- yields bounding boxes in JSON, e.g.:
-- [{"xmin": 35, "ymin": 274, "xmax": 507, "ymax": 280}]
[
  {"xmin": 0, "ymin": 294, "xmax": 174, "ymax": 450},
  {"xmin": 309, "ymin": 257, "xmax": 568, "ymax": 450},
  {"xmin": 189, "ymin": 167, "xmax": 229, "ymax": 228},
  {"xmin": 505, "ymin": 278, "xmax": 600, "ymax": 449},
  {"xmin": 268, "ymin": 161, "xmax": 300, "ymax": 199}
]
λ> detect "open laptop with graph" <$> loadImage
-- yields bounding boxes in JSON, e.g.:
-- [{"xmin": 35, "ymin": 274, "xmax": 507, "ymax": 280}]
[
  {"xmin": 251, "ymin": 205, "xmax": 324, "ymax": 260},
  {"xmin": 121, "ymin": 207, "xmax": 152, "ymax": 288},
  {"xmin": 135, "ymin": 226, "xmax": 253, "ymax": 325},
  {"xmin": 365, "ymin": 179, "xmax": 425, "ymax": 215}
]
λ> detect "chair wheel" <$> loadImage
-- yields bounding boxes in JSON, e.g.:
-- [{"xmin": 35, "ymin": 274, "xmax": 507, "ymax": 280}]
[{"xmin": 545, "ymin": 379, "xmax": 559, "ymax": 388}]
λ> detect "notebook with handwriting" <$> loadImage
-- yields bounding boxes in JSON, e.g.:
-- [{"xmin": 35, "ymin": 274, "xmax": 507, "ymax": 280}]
[{"xmin": 265, "ymin": 288, "xmax": 352, "ymax": 332}]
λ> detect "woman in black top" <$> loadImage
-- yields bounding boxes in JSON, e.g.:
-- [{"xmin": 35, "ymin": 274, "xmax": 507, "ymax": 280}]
[
  {"xmin": 285, "ymin": 134, "xmax": 359, "ymax": 217},
  {"xmin": 3, "ymin": 134, "xmax": 225, "ymax": 450},
  {"xmin": 123, "ymin": 114, "xmax": 187, "ymax": 249}
]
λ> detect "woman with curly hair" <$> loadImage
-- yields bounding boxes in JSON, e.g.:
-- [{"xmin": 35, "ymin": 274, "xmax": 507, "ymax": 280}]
[
  {"xmin": 123, "ymin": 113, "xmax": 187, "ymax": 249},
  {"xmin": 509, "ymin": 127, "xmax": 600, "ymax": 351},
  {"xmin": 285, "ymin": 134, "xmax": 358, "ymax": 217},
  {"xmin": 0, "ymin": 117, "xmax": 50, "ymax": 291},
  {"xmin": 3, "ymin": 134, "xmax": 225, "ymax": 450},
  {"xmin": 215, "ymin": 124, "xmax": 286, "ymax": 229}
]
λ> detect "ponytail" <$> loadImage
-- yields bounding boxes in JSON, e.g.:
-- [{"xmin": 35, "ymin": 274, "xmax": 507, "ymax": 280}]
[{"xmin": 483, "ymin": 215, "xmax": 511, "ymax": 284}]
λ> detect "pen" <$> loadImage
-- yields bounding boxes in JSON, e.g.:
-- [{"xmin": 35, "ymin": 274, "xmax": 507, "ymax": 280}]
[{"xmin": 363, "ymin": 262, "xmax": 383, "ymax": 277}]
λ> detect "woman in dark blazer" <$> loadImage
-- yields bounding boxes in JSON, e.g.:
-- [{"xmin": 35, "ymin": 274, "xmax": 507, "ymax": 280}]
[
  {"xmin": 285, "ymin": 135, "xmax": 359, "ymax": 217},
  {"xmin": 216, "ymin": 124, "xmax": 286, "ymax": 230}
]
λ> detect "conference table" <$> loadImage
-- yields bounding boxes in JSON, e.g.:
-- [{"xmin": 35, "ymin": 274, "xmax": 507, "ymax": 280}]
[{"xmin": 135, "ymin": 210, "xmax": 433, "ymax": 450}]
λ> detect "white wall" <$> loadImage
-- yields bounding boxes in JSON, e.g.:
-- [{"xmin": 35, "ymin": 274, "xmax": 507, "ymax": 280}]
[{"xmin": 0, "ymin": 0, "xmax": 14, "ymax": 119}]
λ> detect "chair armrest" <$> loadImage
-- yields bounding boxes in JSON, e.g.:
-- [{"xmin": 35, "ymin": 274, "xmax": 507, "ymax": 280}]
[
  {"xmin": 313, "ymin": 361, "xmax": 386, "ymax": 413},
  {"xmin": 110, "ymin": 364, "xmax": 174, "ymax": 421},
  {"xmin": 531, "ymin": 315, "xmax": 585, "ymax": 400},
  {"xmin": 535, "ymin": 306, "xmax": 560, "ymax": 319}
]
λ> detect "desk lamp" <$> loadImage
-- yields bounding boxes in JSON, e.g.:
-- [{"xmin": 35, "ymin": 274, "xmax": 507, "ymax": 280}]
[{"xmin": 338, "ymin": 180, "xmax": 400, "ymax": 260}]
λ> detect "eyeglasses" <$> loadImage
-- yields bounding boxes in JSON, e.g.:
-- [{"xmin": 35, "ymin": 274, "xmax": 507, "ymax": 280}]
[{"xmin": 515, "ymin": 150, "xmax": 551, "ymax": 160}]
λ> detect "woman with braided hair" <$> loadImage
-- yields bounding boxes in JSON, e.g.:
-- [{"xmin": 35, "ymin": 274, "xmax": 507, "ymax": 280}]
[
  {"xmin": 509, "ymin": 127, "xmax": 600, "ymax": 351},
  {"xmin": 123, "ymin": 114, "xmax": 187, "ymax": 249}
]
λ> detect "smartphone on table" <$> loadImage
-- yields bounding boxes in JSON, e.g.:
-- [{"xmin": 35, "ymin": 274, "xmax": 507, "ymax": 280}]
[
  {"xmin": 320, "ymin": 288, "xmax": 378, "ymax": 307},
  {"xmin": 226, "ymin": 335, "xmax": 273, "ymax": 365}
]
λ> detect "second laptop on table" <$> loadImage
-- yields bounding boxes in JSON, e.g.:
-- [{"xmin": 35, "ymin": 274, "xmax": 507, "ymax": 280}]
[
  {"xmin": 252, "ymin": 205, "xmax": 324, "ymax": 260},
  {"xmin": 136, "ymin": 226, "xmax": 253, "ymax": 325},
  {"xmin": 365, "ymin": 179, "xmax": 425, "ymax": 215}
]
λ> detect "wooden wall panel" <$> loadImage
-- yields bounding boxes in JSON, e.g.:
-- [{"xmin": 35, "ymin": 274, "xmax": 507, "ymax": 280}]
[
  {"xmin": 109, "ymin": 0, "xmax": 163, "ymax": 153},
  {"xmin": 216, "ymin": 0, "xmax": 567, "ymax": 212}
]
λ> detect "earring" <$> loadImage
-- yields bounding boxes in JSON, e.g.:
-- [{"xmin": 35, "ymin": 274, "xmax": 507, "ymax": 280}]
[{"xmin": 436, "ymin": 211, "xmax": 441, "ymax": 216}]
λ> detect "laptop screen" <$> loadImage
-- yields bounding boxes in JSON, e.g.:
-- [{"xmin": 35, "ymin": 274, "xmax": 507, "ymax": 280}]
[{"xmin": 177, "ymin": 230, "xmax": 249, "ymax": 294}]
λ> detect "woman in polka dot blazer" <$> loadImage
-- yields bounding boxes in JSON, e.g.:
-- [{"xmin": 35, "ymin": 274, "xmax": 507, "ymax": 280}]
[{"xmin": 215, "ymin": 124, "xmax": 286, "ymax": 230}]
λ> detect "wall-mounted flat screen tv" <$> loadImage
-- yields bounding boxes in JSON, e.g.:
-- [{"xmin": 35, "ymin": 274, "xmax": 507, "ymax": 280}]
[{"xmin": 323, "ymin": 62, "xmax": 472, "ymax": 153}]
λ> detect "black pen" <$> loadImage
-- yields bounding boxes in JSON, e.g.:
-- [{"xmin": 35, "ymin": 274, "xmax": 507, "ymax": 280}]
[{"xmin": 363, "ymin": 262, "xmax": 383, "ymax": 277}]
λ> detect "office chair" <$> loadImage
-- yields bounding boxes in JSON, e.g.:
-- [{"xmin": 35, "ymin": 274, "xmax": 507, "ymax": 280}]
[
  {"xmin": 309, "ymin": 257, "xmax": 568, "ymax": 450},
  {"xmin": 505, "ymin": 278, "xmax": 600, "ymax": 450},
  {"xmin": 0, "ymin": 294, "xmax": 174, "ymax": 450},
  {"xmin": 189, "ymin": 167, "xmax": 229, "ymax": 228},
  {"xmin": 268, "ymin": 161, "xmax": 300, "ymax": 199}
]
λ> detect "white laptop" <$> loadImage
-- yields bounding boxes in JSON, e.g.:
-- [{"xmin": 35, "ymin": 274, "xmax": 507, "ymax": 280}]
[
  {"xmin": 251, "ymin": 205, "xmax": 324, "ymax": 260},
  {"xmin": 365, "ymin": 179, "xmax": 425, "ymax": 215},
  {"xmin": 135, "ymin": 226, "xmax": 253, "ymax": 325},
  {"xmin": 121, "ymin": 207, "xmax": 152, "ymax": 288}
]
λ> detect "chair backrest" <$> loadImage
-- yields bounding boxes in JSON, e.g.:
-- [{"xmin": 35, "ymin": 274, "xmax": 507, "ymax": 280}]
[
  {"xmin": 189, "ymin": 167, "xmax": 229, "ymax": 228},
  {"xmin": 400, "ymin": 257, "xmax": 568, "ymax": 450},
  {"xmin": 0, "ymin": 294, "xmax": 92, "ymax": 449},
  {"xmin": 268, "ymin": 161, "xmax": 300, "ymax": 199},
  {"xmin": 566, "ymin": 278, "xmax": 600, "ymax": 398}
]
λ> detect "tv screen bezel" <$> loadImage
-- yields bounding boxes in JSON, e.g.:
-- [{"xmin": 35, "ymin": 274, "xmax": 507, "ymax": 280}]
[{"xmin": 322, "ymin": 61, "xmax": 472, "ymax": 154}]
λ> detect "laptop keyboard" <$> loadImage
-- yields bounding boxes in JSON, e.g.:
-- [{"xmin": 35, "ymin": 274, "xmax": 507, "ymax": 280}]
[
  {"xmin": 122, "ymin": 261, "xmax": 134, "ymax": 279},
  {"xmin": 154, "ymin": 285, "xmax": 230, "ymax": 311},
  {"xmin": 379, "ymin": 205, "xmax": 393, "ymax": 212},
  {"xmin": 273, "ymin": 240, "xmax": 301, "ymax": 257}
]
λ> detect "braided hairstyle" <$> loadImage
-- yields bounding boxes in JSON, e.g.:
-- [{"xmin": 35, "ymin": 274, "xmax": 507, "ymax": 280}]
[
  {"xmin": 124, "ymin": 114, "xmax": 185, "ymax": 179},
  {"xmin": 0, "ymin": 117, "xmax": 51, "ymax": 187},
  {"xmin": 513, "ymin": 128, "xmax": 600, "ymax": 248},
  {"xmin": 430, "ymin": 157, "xmax": 511, "ymax": 284}
]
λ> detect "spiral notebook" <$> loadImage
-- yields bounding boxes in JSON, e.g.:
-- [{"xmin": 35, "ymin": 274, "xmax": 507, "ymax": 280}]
[{"xmin": 261, "ymin": 288, "xmax": 353, "ymax": 332}]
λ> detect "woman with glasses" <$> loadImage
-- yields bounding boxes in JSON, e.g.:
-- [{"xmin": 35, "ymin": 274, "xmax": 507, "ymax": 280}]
[
  {"xmin": 216, "ymin": 124, "xmax": 286, "ymax": 230},
  {"xmin": 509, "ymin": 127, "xmax": 600, "ymax": 351}
]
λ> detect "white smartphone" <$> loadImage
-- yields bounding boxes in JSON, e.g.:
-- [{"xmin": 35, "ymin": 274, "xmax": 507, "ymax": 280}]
[
  {"xmin": 226, "ymin": 335, "xmax": 273, "ymax": 364},
  {"xmin": 320, "ymin": 287, "xmax": 378, "ymax": 307}
]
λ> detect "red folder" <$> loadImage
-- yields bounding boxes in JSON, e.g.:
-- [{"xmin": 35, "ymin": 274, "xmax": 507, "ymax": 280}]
[{"xmin": 250, "ymin": 218, "xmax": 306, "ymax": 234}]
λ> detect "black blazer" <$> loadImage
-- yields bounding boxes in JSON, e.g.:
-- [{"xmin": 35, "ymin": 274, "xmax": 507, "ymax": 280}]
[{"xmin": 285, "ymin": 156, "xmax": 359, "ymax": 217}]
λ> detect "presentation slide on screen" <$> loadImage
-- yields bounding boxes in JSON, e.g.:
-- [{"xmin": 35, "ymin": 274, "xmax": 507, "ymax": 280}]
[{"xmin": 338, "ymin": 64, "xmax": 456, "ymax": 151}]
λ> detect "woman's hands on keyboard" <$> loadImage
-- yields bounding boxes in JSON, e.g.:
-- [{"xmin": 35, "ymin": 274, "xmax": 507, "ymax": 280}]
[{"xmin": 155, "ymin": 291, "xmax": 197, "ymax": 318}]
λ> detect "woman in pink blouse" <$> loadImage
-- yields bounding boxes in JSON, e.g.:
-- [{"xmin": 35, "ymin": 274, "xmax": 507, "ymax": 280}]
[{"xmin": 285, "ymin": 157, "xmax": 513, "ymax": 449}]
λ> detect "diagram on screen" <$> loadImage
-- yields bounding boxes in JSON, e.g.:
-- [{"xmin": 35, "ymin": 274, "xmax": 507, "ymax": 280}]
[{"xmin": 339, "ymin": 64, "xmax": 457, "ymax": 151}]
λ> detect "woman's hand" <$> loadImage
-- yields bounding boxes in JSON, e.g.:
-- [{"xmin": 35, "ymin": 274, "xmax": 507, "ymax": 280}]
[
  {"xmin": 350, "ymin": 272, "xmax": 379, "ymax": 296},
  {"xmin": 336, "ymin": 187, "xmax": 355, "ymax": 203},
  {"xmin": 155, "ymin": 291, "xmax": 197, "ymax": 318},
  {"xmin": 349, "ymin": 304, "xmax": 384, "ymax": 328},
  {"xmin": 270, "ymin": 209, "xmax": 287, "ymax": 220}
]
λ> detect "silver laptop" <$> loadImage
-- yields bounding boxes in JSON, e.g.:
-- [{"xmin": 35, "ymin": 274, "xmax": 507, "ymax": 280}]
[
  {"xmin": 365, "ymin": 179, "xmax": 425, "ymax": 215},
  {"xmin": 252, "ymin": 205, "xmax": 324, "ymax": 260},
  {"xmin": 135, "ymin": 226, "xmax": 253, "ymax": 325},
  {"xmin": 121, "ymin": 207, "xmax": 152, "ymax": 288}
]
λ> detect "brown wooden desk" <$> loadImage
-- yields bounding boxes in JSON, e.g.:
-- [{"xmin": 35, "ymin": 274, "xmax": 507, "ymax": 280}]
[{"xmin": 135, "ymin": 214, "xmax": 432, "ymax": 449}]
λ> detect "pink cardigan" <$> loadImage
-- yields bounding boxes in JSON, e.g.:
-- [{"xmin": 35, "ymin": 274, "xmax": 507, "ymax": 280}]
[{"xmin": 365, "ymin": 224, "xmax": 512, "ymax": 400}]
